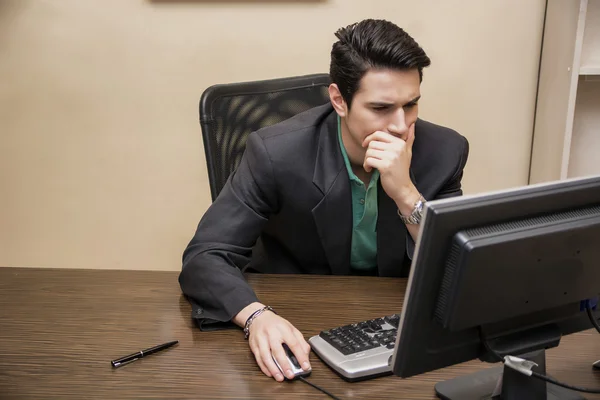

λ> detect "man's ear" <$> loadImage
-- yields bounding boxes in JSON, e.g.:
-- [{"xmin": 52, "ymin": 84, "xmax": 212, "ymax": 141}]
[{"xmin": 328, "ymin": 84, "xmax": 348, "ymax": 117}]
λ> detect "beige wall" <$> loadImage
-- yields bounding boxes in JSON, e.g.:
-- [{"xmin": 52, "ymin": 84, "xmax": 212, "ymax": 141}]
[{"xmin": 0, "ymin": 0, "xmax": 545, "ymax": 271}]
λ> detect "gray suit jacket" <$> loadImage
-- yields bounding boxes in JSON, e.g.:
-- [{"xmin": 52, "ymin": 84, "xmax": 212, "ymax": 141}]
[{"xmin": 179, "ymin": 104, "xmax": 469, "ymax": 329}]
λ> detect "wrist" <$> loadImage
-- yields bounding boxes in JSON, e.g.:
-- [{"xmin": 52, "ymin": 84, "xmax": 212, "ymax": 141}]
[
  {"xmin": 395, "ymin": 186, "xmax": 421, "ymax": 216},
  {"xmin": 243, "ymin": 305, "xmax": 277, "ymax": 339},
  {"xmin": 233, "ymin": 302, "xmax": 265, "ymax": 328}
]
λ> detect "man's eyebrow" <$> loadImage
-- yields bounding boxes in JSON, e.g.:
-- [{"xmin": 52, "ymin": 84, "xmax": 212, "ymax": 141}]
[
  {"xmin": 366, "ymin": 95, "xmax": 421, "ymax": 107},
  {"xmin": 404, "ymin": 95, "xmax": 421, "ymax": 105},
  {"xmin": 366, "ymin": 101, "xmax": 395, "ymax": 107}
]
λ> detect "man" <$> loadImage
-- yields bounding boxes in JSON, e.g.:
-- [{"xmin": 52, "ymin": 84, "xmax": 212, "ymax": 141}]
[{"xmin": 180, "ymin": 19, "xmax": 469, "ymax": 382}]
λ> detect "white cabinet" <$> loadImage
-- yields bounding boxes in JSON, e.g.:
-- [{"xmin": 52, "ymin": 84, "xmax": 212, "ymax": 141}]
[{"xmin": 530, "ymin": 0, "xmax": 600, "ymax": 183}]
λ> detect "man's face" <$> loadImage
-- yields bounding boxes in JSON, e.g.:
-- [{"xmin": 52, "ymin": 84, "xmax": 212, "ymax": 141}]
[{"xmin": 342, "ymin": 68, "xmax": 421, "ymax": 147}]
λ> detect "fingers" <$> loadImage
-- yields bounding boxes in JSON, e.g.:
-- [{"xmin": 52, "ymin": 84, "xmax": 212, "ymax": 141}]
[
  {"xmin": 270, "ymin": 339, "xmax": 296, "ymax": 380},
  {"xmin": 256, "ymin": 336, "xmax": 286, "ymax": 382},
  {"xmin": 251, "ymin": 344, "xmax": 272, "ymax": 378},
  {"xmin": 246, "ymin": 314, "xmax": 310, "ymax": 382},
  {"xmin": 249, "ymin": 337, "xmax": 273, "ymax": 378},
  {"xmin": 406, "ymin": 123, "xmax": 416, "ymax": 149},
  {"xmin": 362, "ymin": 131, "xmax": 399, "ymax": 148},
  {"xmin": 293, "ymin": 328, "xmax": 311, "ymax": 355},
  {"xmin": 364, "ymin": 148, "xmax": 387, "ymax": 160},
  {"xmin": 364, "ymin": 157, "xmax": 387, "ymax": 172},
  {"xmin": 363, "ymin": 148, "xmax": 387, "ymax": 172},
  {"xmin": 364, "ymin": 140, "xmax": 387, "ymax": 151},
  {"xmin": 362, "ymin": 129, "xmax": 413, "ymax": 173},
  {"xmin": 289, "ymin": 331, "xmax": 312, "ymax": 371}
]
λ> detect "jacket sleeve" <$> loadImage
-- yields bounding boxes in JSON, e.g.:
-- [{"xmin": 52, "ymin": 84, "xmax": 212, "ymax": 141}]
[
  {"xmin": 406, "ymin": 136, "xmax": 469, "ymax": 259},
  {"xmin": 433, "ymin": 136, "xmax": 470, "ymax": 200},
  {"xmin": 179, "ymin": 132, "xmax": 279, "ymax": 330}
]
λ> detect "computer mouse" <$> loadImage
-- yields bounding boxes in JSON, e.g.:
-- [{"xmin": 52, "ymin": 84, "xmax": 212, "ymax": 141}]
[{"xmin": 272, "ymin": 343, "xmax": 311, "ymax": 380}]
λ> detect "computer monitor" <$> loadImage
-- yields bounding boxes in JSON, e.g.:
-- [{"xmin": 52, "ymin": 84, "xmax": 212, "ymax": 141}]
[{"xmin": 392, "ymin": 175, "xmax": 600, "ymax": 400}]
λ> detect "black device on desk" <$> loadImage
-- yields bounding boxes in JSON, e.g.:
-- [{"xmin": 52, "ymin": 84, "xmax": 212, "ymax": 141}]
[{"xmin": 310, "ymin": 175, "xmax": 600, "ymax": 399}]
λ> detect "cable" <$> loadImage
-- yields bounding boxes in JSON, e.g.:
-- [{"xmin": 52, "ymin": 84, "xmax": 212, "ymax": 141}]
[
  {"xmin": 478, "ymin": 326, "xmax": 504, "ymax": 362},
  {"xmin": 529, "ymin": 371, "xmax": 600, "ymax": 394},
  {"xmin": 297, "ymin": 376, "xmax": 343, "ymax": 400},
  {"xmin": 479, "ymin": 325, "xmax": 600, "ymax": 395},
  {"xmin": 586, "ymin": 305, "xmax": 600, "ymax": 335}
]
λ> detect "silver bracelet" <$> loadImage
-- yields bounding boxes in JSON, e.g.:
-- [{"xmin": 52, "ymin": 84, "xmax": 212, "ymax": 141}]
[{"xmin": 244, "ymin": 306, "xmax": 276, "ymax": 339}]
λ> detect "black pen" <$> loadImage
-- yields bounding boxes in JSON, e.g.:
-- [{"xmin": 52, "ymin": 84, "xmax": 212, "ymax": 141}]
[{"xmin": 111, "ymin": 340, "xmax": 179, "ymax": 367}]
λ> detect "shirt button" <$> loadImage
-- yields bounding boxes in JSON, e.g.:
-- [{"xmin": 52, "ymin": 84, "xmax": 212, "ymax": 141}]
[{"xmin": 359, "ymin": 198, "xmax": 365, "ymax": 205}]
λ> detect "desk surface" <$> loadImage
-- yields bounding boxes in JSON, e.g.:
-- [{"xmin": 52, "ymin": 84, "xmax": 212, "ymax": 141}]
[{"xmin": 1, "ymin": 267, "xmax": 600, "ymax": 399}]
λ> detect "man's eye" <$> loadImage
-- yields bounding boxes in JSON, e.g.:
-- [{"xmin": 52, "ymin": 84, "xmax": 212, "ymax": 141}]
[
  {"xmin": 373, "ymin": 106, "xmax": 388, "ymax": 111},
  {"xmin": 404, "ymin": 103, "xmax": 418, "ymax": 109}
]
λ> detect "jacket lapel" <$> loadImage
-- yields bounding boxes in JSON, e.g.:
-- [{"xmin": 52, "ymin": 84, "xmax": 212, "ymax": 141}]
[{"xmin": 311, "ymin": 111, "xmax": 352, "ymax": 276}]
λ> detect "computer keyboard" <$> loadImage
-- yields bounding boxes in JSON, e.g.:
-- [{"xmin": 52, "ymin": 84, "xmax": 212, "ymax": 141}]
[{"xmin": 308, "ymin": 314, "xmax": 400, "ymax": 381}]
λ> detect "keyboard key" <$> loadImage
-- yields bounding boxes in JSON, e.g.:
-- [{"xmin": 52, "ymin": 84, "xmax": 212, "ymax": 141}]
[
  {"xmin": 385, "ymin": 314, "xmax": 400, "ymax": 328},
  {"xmin": 357, "ymin": 343, "xmax": 372, "ymax": 351},
  {"xmin": 320, "ymin": 332, "xmax": 341, "ymax": 346},
  {"xmin": 319, "ymin": 315, "xmax": 400, "ymax": 357},
  {"xmin": 369, "ymin": 321, "xmax": 383, "ymax": 331}
]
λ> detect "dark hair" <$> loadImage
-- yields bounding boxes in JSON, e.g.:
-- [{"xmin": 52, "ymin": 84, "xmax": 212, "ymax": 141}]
[{"xmin": 330, "ymin": 19, "xmax": 431, "ymax": 107}]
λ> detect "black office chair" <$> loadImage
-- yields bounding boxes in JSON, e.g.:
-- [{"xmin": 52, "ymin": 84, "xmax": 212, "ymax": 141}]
[{"xmin": 199, "ymin": 73, "xmax": 331, "ymax": 201}]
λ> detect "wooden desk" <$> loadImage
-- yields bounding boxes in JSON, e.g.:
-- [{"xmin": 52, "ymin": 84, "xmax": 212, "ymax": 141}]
[{"xmin": 1, "ymin": 267, "xmax": 600, "ymax": 399}]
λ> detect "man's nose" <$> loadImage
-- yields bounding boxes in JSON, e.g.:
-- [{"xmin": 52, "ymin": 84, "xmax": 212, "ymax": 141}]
[{"xmin": 388, "ymin": 109, "xmax": 408, "ymax": 137}]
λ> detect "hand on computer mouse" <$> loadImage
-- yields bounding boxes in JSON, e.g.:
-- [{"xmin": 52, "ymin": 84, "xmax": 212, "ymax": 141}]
[
  {"xmin": 245, "ymin": 310, "xmax": 311, "ymax": 382},
  {"xmin": 272, "ymin": 343, "xmax": 312, "ymax": 380}
]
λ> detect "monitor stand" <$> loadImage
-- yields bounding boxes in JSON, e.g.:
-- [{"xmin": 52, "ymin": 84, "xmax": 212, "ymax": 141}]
[{"xmin": 435, "ymin": 350, "xmax": 585, "ymax": 400}]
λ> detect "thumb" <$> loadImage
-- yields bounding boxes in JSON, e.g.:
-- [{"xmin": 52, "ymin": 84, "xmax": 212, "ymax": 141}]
[{"xmin": 406, "ymin": 123, "xmax": 416, "ymax": 150}]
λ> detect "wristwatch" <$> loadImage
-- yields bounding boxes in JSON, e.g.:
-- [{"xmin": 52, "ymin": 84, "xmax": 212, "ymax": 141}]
[{"xmin": 397, "ymin": 194, "xmax": 426, "ymax": 225}]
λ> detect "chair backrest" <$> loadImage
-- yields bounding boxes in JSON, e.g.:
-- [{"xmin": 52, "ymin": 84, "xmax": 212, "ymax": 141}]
[{"xmin": 199, "ymin": 73, "xmax": 331, "ymax": 201}]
